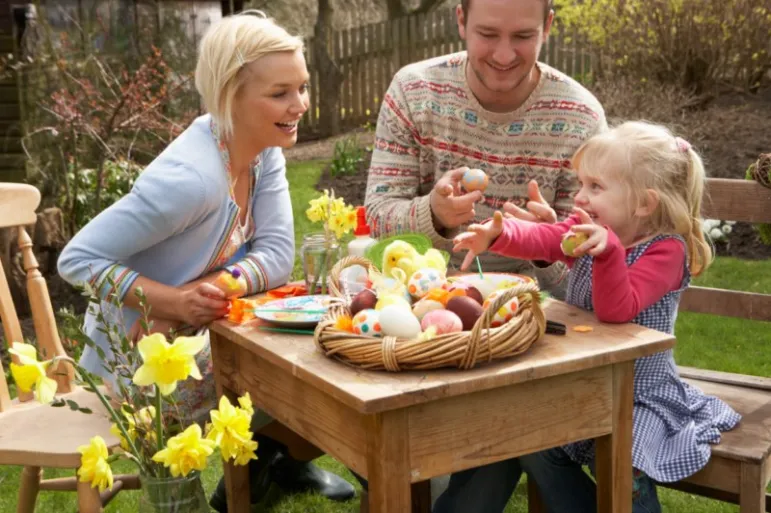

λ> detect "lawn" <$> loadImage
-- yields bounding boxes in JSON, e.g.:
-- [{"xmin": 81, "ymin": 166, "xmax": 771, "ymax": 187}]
[{"xmin": 0, "ymin": 159, "xmax": 767, "ymax": 512}]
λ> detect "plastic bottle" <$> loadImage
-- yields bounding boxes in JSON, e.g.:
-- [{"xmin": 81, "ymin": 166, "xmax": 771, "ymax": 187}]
[{"xmin": 347, "ymin": 206, "xmax": 377, "ymax": 257}]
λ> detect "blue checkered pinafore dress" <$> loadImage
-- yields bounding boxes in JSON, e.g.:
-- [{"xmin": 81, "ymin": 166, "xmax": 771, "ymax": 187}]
[{"xmin": 561, "ymin": 235, "xmax": 741, "ymax": 482}]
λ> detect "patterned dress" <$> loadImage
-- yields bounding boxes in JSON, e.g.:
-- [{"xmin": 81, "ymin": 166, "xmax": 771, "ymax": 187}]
[{"xmin": 561, "ymin": 235, "xmax": 741, "ymax": 482}]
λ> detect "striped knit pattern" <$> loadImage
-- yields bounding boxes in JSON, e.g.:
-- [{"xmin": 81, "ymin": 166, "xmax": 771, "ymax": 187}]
[
  {"xmin": 365, "ymin": 52, "xmax": 607, "ymax": 279},
  {"xmin": 89, "ymin": 263, "xmax": 139, "ymax": 302}
]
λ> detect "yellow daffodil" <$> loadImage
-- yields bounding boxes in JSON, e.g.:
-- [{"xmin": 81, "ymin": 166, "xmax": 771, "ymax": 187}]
[
  {"xmin": 8, "ymin": 342, "xmax": 58, "ymax": 404},
  {"xmin": 152, "ymin": 424, "xmax": 216, "ymax": 477},
  {"xmin": 237, "ymin": 392, "xmax": 254, "ymax": 416},
  {"xmin": 206, "ymin": 395, "xmax": 258, "ymax": 464},
  {"xmin": 110, "ymin": 405, "xmax": 157, "ymax": 451},
  {"xmin": 132, "ymin": 334, "xmax": 205, "ymax": 396},
  {"xmin": 77, "ymin": 436, "xmax": 114, "ymax": 492}
]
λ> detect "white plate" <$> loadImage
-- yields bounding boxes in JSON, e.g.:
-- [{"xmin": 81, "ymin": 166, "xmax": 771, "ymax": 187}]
[{"xmin": 252, "ymin": 295, "xmax": 338, "ymax": 328}]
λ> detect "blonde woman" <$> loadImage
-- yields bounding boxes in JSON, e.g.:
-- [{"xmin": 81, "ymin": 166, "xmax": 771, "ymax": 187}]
[{"xmin": 58, "ymin": 10, "xmax": 355, "ymax": 511}]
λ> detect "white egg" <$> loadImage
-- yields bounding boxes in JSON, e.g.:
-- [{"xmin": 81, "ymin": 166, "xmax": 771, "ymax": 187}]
[
  {"xmin": 412, "ymin": 298, "xmax": 445, "ymax": 320},
  {"xmin": 378, "ymin": 305, "xmax": 422, "ymax": 339}
]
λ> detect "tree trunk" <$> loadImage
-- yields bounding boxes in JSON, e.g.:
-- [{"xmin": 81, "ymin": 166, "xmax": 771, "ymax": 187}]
[{"xmin": 314, "ymin": 0, "xmax": 344, "ymax": 137}]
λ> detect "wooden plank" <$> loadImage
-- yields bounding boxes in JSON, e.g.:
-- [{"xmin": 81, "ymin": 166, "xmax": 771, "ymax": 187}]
[
  {"xmin": 210, "ymin": 333, "xmax": 369, "ymax": 476},
  {"xmin": 740, "ymin": 461, "xmax": 767, "ymax": 512},
  {"xmin": 307, "ymin": 37, "xmax": 317, "ymax": 131},
  {"xmin": 365, "ymin": 22, "xmax": 374, "ymax": 120},
  {"xmin": 0, "ymin": 36, "xmax": 14, "ymax": 53},
  {"xmin": 0, "ymin": 102, "xmax": 20, "ymax": 118},
  {"xmin": 548, "ymin": 30, "xmax": 557, "ymax": 69},
  {"xmin": 0, "ymin": 153, "xmax": 25, "ymax": 168},
  {"xmin": 678, "ymin": 366, "xmax": 771, "ymax": 391},
  {"xmin": 0, "ymin": 85, "xmax": 18, "ymax": 103},
  {"xmin": 595, "ymin": 361, "xmax": 634, "ymax": 513},
  {"xmin": 0, "ymin": 167, "xmax": 24, "ymax": 182},
  {"xmin": 375, "ymin": 20, "xmax": 386, "ymax": 113},
  {"xmin": 352, "ymin": 25, "xmax": 362, "ymax": 125},
  {"xmin": 408, "ymin": 366, "xmax": 612, "ymax": 479},
  {"xmin": 703, "ymin": 178, "xmax": 771, "ymax": 222},
  {"xmin": 399, "ymin": 15, "xmax": 409, "ymax": 68},
  {"xmin": 679, "ymin": 286, "xmax": 771, "ymax": 321},
  {"xmin": 341, "ymin": 28, "xmax": 351, "ymax": 123}
]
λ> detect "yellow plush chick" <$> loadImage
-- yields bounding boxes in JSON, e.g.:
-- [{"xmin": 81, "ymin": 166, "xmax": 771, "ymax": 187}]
[{"xmin": 382, "ymin": 240, "xmax": 447, "ymax": 283}]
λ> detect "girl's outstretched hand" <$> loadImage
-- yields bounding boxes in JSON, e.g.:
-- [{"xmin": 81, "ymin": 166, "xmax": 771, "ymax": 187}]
[
  {"xmin": 453, "ymin": 210, "xmax": 505, "ymax": 270},
  {"xmin": 571, "ymin": 207, "xmax": 609, "ymax": 256}
]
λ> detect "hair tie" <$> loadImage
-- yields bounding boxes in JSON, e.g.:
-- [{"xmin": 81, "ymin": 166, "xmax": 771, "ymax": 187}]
[
  {"xmin": 241, "ymin": 9, "xmax": 267, "ymax": 18},
  {"xmin": 675, "ymin": 137, "xmax": 691, "ymax": 153}
]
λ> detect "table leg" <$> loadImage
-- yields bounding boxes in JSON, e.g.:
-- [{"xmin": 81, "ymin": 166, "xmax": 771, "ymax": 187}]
[
  {"xmin": 595, "ymin": 360, "xmax": 634, "ymax": 513},
  {"xmin": 411, "ymin": 481, "xmax": 431, "ymax": 513},
  {"xmin": 211, "ymin": 333, "xmax": 251, "ymax": 513},
  {"xmin": 366, "ymin": 410, "xmax": 413, "ymax": 513}
]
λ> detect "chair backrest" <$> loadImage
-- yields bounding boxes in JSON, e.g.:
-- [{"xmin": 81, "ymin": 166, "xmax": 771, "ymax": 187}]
[
  {"xmin": 679, "ymin": 178, "xmax": 771, "ymax": 322},
  {"xmin": 0, "ymin": 183, "xmax": 73, "ymax": 412}
]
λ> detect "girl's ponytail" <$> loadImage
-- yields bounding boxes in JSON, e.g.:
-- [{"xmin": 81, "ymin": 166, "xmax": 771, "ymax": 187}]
[{"xmin": 682, "ymin": 149, "xmax": 713, "ymax": 276}]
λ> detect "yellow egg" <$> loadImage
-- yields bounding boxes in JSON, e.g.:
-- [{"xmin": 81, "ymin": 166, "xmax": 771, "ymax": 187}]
[{"xmin": 375, "ymin": 294, "xmax": 412, "ymax": 311}]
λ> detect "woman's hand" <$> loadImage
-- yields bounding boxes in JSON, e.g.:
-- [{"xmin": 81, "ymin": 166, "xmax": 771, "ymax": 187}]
[
  {"xmin": 128, "ymin": 316, "xmax": 183, "ymax": 343},
  {"xmin": 452, "ymin": 210, "xmax": 505, "ymax": 270},
  {"xmin": 502, "ymin": 180, "xmax": 557, "ymax": 224},
  {"xmin": 177, "ymin": 282, "xmax": 230, "ymax": 328},
  {"xmin": 570, "ymin": 207, "xmax": 609, "ymax": 257}
]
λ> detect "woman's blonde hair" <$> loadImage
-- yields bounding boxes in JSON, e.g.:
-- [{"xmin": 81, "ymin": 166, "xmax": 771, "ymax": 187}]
[
  {"xmin": 195, "ymin": 10, "xmax": 304, "ymax": 140},
  {"xmin": 572, "ymin": 121, "xmax": 712, "ymax": 276}
]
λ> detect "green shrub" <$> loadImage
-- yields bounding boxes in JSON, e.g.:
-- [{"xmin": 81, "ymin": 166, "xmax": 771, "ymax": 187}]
[
  {"xmin": 66, "ymin": 159, "xmax": 142, "ymax": 231},
  {"xmin": 329, "ymin": 136, "xmax": 364, "ymax": 177},
  {"xmin": 554, "ymin": 0, "xmax": 770, "ymax": 92}
]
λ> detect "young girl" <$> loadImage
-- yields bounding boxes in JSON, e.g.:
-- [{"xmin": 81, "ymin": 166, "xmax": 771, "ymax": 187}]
[{"xmin": 452, "ymin": 121, "xmax": 741, "ymax": 512}]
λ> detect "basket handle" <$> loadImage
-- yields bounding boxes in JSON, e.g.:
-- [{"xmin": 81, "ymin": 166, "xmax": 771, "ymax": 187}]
[
  {"xmin": 461, "ymin": 282, "xmax": 546, "ymax": 369},
  {"xmin": 327, "ymin": 255, "xmax": 381, "ymax": 299}
]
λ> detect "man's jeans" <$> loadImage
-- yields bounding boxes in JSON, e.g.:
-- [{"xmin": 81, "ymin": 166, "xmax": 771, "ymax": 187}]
[{"xmin": 431, "ymin": 447, "xmax": 661, "ymax": 513}]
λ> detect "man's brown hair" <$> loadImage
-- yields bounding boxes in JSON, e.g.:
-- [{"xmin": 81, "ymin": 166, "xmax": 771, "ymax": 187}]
[{"xmin": 460, "ymin": 0, "xmax": 554, "ymax": 26}]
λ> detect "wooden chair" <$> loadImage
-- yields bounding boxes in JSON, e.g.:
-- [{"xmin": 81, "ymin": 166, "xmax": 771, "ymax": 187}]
[
  {"xmin": 528, "ymin": 177, "xmax": 771, "ymax": 513},
  {"xmin": 0, "ymin": 183, "xmax": 139, "ymax": 513}
]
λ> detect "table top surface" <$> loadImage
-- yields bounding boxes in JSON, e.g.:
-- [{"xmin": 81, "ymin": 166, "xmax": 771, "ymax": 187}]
[{"xmin": 211, "ymin": 298, "xmax": 675, "ymax": 414}]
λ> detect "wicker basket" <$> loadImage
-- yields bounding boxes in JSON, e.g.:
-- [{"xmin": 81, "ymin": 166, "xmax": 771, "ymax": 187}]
[{"xmin": 314, "ymin": 255, "xmax": 546, "ymax": 371}]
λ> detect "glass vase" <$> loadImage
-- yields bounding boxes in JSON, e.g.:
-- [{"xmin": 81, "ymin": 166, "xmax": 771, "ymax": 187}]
[
  {"xmin": 301, "ymin": 232, "xmax": 341, "ymax": 295},
  {"xmin": 138, "ymin": 472, "xmax": 209, "ymax": 513}
]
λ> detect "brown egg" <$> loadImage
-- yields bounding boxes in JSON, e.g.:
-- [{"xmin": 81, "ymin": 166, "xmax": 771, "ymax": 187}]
[
  {"xmin": 448, "ymin": 283, "xmax": 484, "ymax": 305},
  {"xmin": 350, "ymin": 289, "xmax": 377, "ymax": 317},
  {"xmin": 446, "ymin": 296, "xmax": 484, "ymax": 331}
]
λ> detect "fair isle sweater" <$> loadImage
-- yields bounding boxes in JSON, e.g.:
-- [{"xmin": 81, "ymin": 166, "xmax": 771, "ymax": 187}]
[{"xmin": 364, "ymin": 52, "xmax": 607, "ymax": 285}]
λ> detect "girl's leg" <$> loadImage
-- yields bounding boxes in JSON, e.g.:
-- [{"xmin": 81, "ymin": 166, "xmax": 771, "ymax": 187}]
[
  {"xmin": 630, "ymin": 470, "xmax": 661, "ymax": 513},
  {"xmin": 520, "ymin": 448, "xmax": 596, "ymax": 513}
]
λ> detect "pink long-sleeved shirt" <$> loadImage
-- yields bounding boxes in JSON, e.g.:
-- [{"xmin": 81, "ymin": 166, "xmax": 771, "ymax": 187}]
[{"xmin": 488, "ymin": 215, "xmax": 685, "ymax": 323}]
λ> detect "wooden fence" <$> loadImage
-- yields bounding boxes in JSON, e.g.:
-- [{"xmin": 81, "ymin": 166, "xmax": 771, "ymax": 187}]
[{"xmin": 300, "ymin": 6, "xmax": 593, "ymax": 137}]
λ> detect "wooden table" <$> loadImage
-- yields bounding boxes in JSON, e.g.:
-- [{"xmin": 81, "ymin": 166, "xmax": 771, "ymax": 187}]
[{"xmin": 210, "ymin": 299, "xmax": 675, "ymax": 513}]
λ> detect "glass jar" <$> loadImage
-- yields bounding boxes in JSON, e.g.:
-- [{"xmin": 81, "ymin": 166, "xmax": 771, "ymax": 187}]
[
  {"xmin": 138, "ymin": 472, "xmax": 209, "ymax": 513},
  {"xmin": 300, "ymin": 232, "xmax": 341, "ymax": 295}
]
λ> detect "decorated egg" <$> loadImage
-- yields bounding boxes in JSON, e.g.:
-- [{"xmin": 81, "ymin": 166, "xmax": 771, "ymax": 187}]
[
  {"xmin": 379, "ymin": 305, "xmax": 422, "ymax": 339},
  {"xmin": 375, "ymin": 294, "xmax": 412, "ymax": 311},
  {"xmin": 407, "ymin": 268, "xmax": 447, "ymax": 299},
  {"xmin": 352, "ymin": 309, "xmax": 382, "ymax": 337},
  {"xmin": 412, "ymin": 298, "xmax": 445, "ymax": 320},
  {"xmin": 482, "ymin": 289, "xmax": 520, "ymax": 328},
  {"xmin": 561, "ymin": 231, "xmax": 589, "ymax": 257},
  {"xmin": 462, "ymin": 168, "xmax": 489, "ymax": 193},
  {"xmin": 214, "ymin": 269, "xmax": 247, "ymax": 298},
  {"xmin": 421, "ymin": 309, "xmax": 463, "ymax": 335},
  {"xmin": 446, "ymin": 296, "xmax": 484, "ymax": 331}
]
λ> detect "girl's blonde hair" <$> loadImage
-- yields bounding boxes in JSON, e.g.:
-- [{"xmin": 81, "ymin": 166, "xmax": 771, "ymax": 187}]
[
  {"xmin": 194, "ymin": 10, "xmax": 304, "ymax": 140},
  {"xmin": 572, "ymin": 121, "xmax": 712, "ymax": 275}
]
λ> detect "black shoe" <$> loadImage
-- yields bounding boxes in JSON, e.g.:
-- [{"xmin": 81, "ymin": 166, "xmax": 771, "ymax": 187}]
[
  {"xmin": 209, "ymin": 435, "xmax": 283, "ymax": 512},
  {"xmin": 270, "ymin": 451, "xmax": 356, "ymax": 501}
]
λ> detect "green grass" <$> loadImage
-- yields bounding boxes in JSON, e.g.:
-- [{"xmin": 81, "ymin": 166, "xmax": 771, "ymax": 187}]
[{"xmin": 1, "ymin": 160, "xmax": 768, "ymax": 512}]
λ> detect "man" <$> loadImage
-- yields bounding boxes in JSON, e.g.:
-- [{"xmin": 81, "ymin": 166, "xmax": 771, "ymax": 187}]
[
  {"xmin": 363, "ymin": 0, "xmax": 607, "ymax": 511},
  {"xmin": 364, "ymin": 0, "xmax": 607, "ymax": 297}
]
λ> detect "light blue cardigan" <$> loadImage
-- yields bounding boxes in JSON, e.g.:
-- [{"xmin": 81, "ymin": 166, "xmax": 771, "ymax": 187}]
[{"xmin": 58, "ymin": 114, "xmax": 295, "ymax": 378}]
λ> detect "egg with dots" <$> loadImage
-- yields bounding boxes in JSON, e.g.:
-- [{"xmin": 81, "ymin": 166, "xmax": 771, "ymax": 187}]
[
  {"xmin": 407, "ymin": 268, "xmax": 447, "ymax": 299},
  {"xmin": 420, "ymin": 309, "xmax": 463, "ymax": 335},
  {"xmin": 213, "ymin": 269, "xmax": 247, "ymax": 298},
  {"xmin": 352, "ymin": 309, "xmax": 382, "ymax": 337},
  {"xmin": 461, "ymin": 168, "xmax": 489, "ymax": 193},
  {"xmin": 482, "ymin": 289, "xmax": 520, "ymax": 328}
]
